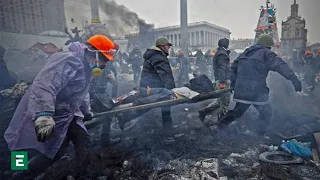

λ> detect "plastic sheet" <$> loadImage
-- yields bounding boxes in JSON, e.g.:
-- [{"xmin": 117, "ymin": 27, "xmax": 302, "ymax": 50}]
[{"xmin": 280, "ymin": 140, "xmax": 313, "ymax": 158}]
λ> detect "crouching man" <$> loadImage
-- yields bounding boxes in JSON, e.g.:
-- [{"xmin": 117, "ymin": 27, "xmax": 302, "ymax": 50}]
[
  {"xmin": 4, "ymin": 35, "xmax": 117, "ymax": 179},
  {"xmin": 212, "ymin": 34, "xmax": 302, "ymax": 136}
]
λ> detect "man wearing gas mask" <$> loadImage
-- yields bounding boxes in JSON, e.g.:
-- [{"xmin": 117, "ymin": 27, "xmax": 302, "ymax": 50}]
[{"xmin": 5, "ymin": 35, "xmax": 117, "ymax": 179}]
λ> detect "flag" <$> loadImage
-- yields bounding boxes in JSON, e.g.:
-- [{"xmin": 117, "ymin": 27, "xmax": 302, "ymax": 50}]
[{"xmin": 71, "ymin": 18, "xmax": 75, "ymax": 23}]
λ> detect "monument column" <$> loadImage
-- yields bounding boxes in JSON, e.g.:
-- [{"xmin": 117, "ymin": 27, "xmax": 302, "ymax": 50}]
[{"xmin": 90, "ymin": 0, "xmax": 101, "ymax": 24}]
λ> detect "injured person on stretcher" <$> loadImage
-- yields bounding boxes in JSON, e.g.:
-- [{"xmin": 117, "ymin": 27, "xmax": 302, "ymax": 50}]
[{"xmin": 88, "ymin": 74, "xmax": 232, "ymax": 131}]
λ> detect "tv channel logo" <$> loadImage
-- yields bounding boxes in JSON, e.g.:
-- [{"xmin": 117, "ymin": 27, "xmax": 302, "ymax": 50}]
[{"xmin": 11, "ymin": 151, "xmax": 28, "ymax": 170}]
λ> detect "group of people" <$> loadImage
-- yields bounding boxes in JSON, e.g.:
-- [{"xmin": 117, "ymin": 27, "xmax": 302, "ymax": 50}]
[
  {"xmin": 3, "ymin": 33, "xmax": 303, "ymax": 179},
  {"xmin": 302, "ymin": 50, "xmax": 320, "ymax": 91},
  {"xmin": 283, "ymin": 49, "xmax": 320, "ymax": 92}
]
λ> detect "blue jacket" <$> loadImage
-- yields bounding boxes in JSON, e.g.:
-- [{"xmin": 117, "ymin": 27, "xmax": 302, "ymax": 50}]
[{"xmin": 231, "ymin": 45, "xmax": 299, "ymax": 104}]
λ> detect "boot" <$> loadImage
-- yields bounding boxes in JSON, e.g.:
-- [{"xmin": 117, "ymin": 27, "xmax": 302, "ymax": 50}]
[
  {"xmin": 198, "ymin": 104, "xmax": 219, "ymax": 122},
  {"xmin": 198, "ymin": 109, "xmax": 206, "ymax": 122},
  {"xmin": 117, "ymin": 113, "xmax": 130, "ymax": 131},
  {"xmin": 162, "ymin": 109, "xmax": 173, "ymax": 129}
]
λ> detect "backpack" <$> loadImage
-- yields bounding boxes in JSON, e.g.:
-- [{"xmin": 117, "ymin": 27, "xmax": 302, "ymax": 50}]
[{"xmin": 185, "ymin": 74, "xmax": 214, "ymax": 94}]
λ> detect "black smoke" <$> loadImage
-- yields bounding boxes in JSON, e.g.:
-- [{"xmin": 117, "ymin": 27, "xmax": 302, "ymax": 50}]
[{"xmin": 98, "ymin": 0, "xmax": 154, "ymax": 35}]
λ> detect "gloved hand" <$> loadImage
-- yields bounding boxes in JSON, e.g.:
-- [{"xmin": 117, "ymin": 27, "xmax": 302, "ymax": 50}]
[
  {"xmin": 34, "ymin": 116, "xmax": 55, "ymax": 142},
  {"xmin": 291, "ymin": 78, "xmax": 302, "ymax": 92},
  {"xmin": 83, "ymin": 111, "xmax": 94, "ymax": 122}
]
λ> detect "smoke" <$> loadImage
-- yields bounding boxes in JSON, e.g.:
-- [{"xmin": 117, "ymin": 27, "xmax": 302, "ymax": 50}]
[
  {"xmin": 64, "ymin": 0, "xmax": 154, "ymax": 37},
  {"xmin": 98, "ymin": 0, "xmax": 154, "ymax": 34}
]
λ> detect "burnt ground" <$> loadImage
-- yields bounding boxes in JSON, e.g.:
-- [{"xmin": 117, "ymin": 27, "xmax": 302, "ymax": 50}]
[{"xmin": 1, "ymin": 73, "xmax": 320, "ymax": 179}]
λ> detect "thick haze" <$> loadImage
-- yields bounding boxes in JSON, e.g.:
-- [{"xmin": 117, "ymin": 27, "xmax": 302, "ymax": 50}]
[{"xmin": 65, "ymin": 0, "xmax": 320, "ymax": 43}]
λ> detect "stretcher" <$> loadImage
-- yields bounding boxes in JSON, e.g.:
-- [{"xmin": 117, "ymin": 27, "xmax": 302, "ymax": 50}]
[{"xmin": 84, "ymin": 88, "xmax": 232, "ymax": 128}]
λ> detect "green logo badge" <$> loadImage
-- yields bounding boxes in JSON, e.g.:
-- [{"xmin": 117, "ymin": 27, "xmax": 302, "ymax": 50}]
[{"xmin": 11, "ymin": 151, "xmax": 28, "ymax": 170}]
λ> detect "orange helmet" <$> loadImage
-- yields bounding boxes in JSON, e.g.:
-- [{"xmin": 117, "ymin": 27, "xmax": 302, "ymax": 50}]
[
  {"xmin": 87, "ymin": 35, "xmax": 115, "ymax": 60},
  {"xmin": 305, "ymin": 50, "xmax": 312, "ymax": 56}
]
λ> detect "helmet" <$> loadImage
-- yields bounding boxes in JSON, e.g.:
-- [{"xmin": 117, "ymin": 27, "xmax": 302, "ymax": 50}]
[
  {"xmin": 87, "ymin": 35, "xmax": 115, "ymax": 60},
  {"xmin": 156, "ymin": 37, "xmax": 172, "ymax": 46},
  {"xmin": 256, "ymin": 34, "xmax": 274, "ymax": 47}
]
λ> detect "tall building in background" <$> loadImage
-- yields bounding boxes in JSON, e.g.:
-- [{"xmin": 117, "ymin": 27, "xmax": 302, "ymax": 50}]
[
  {"xmin": 0, "ymin": 0, "xmax": 66, "ymax": 34},
  {"xmin": 43, "ymin": 0, "xmax": 66, "ymax": 33},
  {"xmin": 280, "ymin": 0, "xmax": 307, "ymax": 56}
]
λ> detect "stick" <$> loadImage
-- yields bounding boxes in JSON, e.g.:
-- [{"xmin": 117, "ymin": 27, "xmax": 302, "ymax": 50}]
[
  {"xmin": 92, "ymin": 88, "xmax": 232, "ymax": 118},
  {"xmin": 85, "ymin": 88, "xmax": 232, "ymax": 127}
]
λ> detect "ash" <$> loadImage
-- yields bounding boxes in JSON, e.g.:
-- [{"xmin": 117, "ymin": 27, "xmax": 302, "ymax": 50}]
[
  {"xmin": 82, "ymin": 74, "xmax": 320, "ymax": 180},
  {"xmin": 1, "ymin": 74, "xmax": 320, "ymax": 180}
]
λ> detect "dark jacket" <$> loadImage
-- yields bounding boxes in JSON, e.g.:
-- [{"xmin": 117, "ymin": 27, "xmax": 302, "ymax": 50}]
[
  {"xmin": 304, "ymin": 54, "xmax": 317, "ymax": 73},
  {"xmin": 177, "ymin": 55, "xmax": 189, "ymax": 84},
  {"xmin": 129, "ymin": 49, "xmax": 143, "ymax": 71},
  {"xmin": 105, "ymin": 61, "xmax": 117, "ymax": 76},
  {"xmin": 140, "ymin": 46, "xmax": 176, "ymax": 89},
  {"xmin": 231, "ymin": 45, "xmax": 299, "ymax": 104},
  {"xmin": 316, "ymin": 55, "xmax": 320, "ymax": 72},
  {"xmin": 213, "ymin": 47, "xmax": 230, "ymax": 82}
]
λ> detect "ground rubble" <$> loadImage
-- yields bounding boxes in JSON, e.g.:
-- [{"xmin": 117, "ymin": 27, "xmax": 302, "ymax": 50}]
[
  {"xmin": 81, "ymin": 100, "xmax": 320, "ymax": 180},
  {"xmin": 1, "ymin": 74, "xmax": 320, "ymax": 179}
]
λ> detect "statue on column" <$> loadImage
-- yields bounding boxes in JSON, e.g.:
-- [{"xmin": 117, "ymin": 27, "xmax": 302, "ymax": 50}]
[{"xmin": 64, "ymin": 27, "xmax": 83, "ymax": 45}]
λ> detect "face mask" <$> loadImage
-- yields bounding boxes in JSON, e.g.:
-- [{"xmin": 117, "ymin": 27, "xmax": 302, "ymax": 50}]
[{"xmin": 89, "ymin": 52, "xmax": 106, "ymax": 77}]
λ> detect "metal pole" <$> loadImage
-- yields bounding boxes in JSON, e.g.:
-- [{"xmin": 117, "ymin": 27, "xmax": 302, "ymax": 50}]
[{"xmin": 180, "ymin": 0, "xmax": 188, "ymax": 57}]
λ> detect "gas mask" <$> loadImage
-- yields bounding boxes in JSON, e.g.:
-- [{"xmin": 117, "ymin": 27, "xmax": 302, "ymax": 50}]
[
  {"xmin": 88, "ymin": 52, "xmax": 106, "ymax": 77},
  {"xmin": 87, "ymin": 48, "xmax": 115, "ymax": 77}
]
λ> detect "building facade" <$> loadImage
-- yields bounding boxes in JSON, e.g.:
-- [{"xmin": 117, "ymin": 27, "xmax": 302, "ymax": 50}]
[
  {"xmin": 280, "ymin": 0, "xmax": 307, "ymax": 56},
  {"xmin": 230, "ymin": 38, "xmax": 254, "ymax": 50},
  {"xmin": 125, "ymin": 21, "xmax": 231, "ymax": 52},
  {"xmin": 0, "ymin": 0, "xmax": 66, "ymax": 34},
  {"xmin": 154, "ymin": 21, "xmax": 231, "ymax": 51}
]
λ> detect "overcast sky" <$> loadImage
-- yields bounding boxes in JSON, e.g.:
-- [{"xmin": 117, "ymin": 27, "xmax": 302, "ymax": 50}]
[{"xmin": 113, "ymin": 0, "xmax": 320, "ymax": 43}]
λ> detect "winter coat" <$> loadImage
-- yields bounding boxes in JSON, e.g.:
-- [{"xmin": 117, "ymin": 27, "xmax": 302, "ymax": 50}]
[
  {"xmin": 177, "ymin": 55, "xmax": 189, "ymax": 84},
  {"xmin": 105, "ymin": 61, "xmax": 117, "ymax": 76},
  {"xmin": 129, "ymin": 50, "xmax": 143, "ymax": 71},
  {"xmin": 231, "ymin": 45, "xmax": 299, "ymax": 105},
  {"xmin": 304, "ymin": 54, "xmax": 317, "ymax": 73},
  {"xmin": 140, "ymin": 46, "xmax": 176, "ymax": 89},
  {"xmin": 316, "ymin": 55, "xmax": 320, "ymax": 72},
  {"xmin": 4, "ymin": 42, "xmax": 92, "ymax": 159},
  {"xmin": 213, "ymin": 47, "xmax": 230, "ymax": 82}
]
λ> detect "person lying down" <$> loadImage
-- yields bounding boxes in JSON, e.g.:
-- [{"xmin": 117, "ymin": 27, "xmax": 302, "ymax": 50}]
[{"xmin": 113, "ymin": 74, "xmax": 219, "ymax": 130}]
